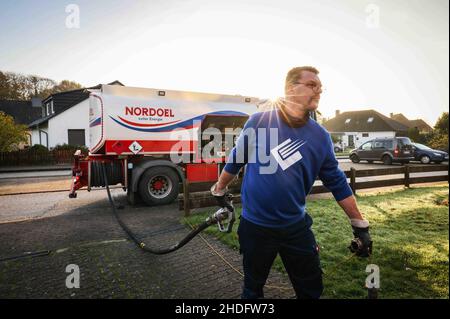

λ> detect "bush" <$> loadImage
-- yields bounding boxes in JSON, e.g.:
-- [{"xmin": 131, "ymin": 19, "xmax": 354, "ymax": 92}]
[
  {"xmin": 0, "ymin": 111, "xmax": 28, "ymax": 152},
  {"xmin": 27, "ymin": 144, "xmax": 50, "ymax": 153},
  {"xmin": 428, "ymin": 134, "xmax": 449, "ymax": 152},
  {"xmin": 52, "ymin": 143, "xmax": 88, "ymax": 154}
]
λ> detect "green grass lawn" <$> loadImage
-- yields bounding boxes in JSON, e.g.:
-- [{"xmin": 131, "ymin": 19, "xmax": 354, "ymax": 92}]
[
  {"xmin": 183, "ymin": 185, "xmax": 449, "ymax": 299},
  {"xmin": 335, "ymin": 152, "xmax": 350, "ymax": 157}
]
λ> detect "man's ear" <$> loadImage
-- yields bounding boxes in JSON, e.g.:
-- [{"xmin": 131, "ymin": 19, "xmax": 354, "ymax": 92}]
[{"xmin": 285, "ymin": 84, "xmax": 294, "ymax": 95}]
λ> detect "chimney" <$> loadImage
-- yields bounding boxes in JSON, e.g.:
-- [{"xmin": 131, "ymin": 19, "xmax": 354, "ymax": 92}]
[
  {"xmin": 31, "ymin": 97, "xmax": 43, "ymax": 108},
  {"xmin": 335, "ymin": 110, "xmax": 340, "ymax": 117}
]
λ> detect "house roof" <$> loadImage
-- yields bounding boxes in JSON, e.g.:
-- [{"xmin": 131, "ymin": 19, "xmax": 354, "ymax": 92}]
[
  {"xmin": 30, "ymin": 81, "xmax": 124, "ymax": 128},
  {"xmin": 87, "ymin": 80, "xmax": 124, "ymax": 90},
  {"xmin": 28, "ymin": 115, "xmax": 53, "ymax": 127},
  {"xmin": 323, "ymin": 109, "xmax": 410, "ymax": 133},
  {"xmin": 391, "ymin": 113, "xmax": 411, "ymax": 127},
  {"xmin": 29, "ymin": 89, "xmax": 90, "ymax": 128},
  {"xmin": 391, "ymin": 113, "xmax": 433, "ymax": 132},
  {"xmin": 0, "ymin": 100, "xmax": 42, "ymax": 125},
  {"xmin": 409, "ymin": 119, "xmax": 433, "ymax": 131}
]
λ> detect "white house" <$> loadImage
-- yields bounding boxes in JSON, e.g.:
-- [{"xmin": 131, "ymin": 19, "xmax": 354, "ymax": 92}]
[
  {"xmin": 29, "ymin": 81, "xmax": 123, "ymax": 148},
  {"xmin": 323, "ymin": 110, "xmax": 410, "ymax": 149}
]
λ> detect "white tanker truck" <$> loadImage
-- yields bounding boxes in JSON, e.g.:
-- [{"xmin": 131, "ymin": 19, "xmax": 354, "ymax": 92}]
[{"xmin": 69, "ymin": 84, "xmax": 262, "ymax": 206}]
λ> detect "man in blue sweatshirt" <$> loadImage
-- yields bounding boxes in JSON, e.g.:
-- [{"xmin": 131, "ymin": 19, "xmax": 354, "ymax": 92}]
[{"xmin": 211, "ymin": 66, "xmax": 372, "ymax": 299}]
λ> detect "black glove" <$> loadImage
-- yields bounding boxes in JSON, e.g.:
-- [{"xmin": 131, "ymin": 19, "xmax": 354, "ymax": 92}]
[
  {"xmin": 349, "ymin": 226, "xmax": 372, "ymax": 257},
  {"xmin": 211, "ymin": 183, "xmax": 234, "ymax": 212}
]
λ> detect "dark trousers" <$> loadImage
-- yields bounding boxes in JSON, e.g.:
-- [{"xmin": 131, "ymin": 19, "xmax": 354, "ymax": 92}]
[{"xmin": 237, "ymin": 214, "xmax": 323, "ymax": 299}]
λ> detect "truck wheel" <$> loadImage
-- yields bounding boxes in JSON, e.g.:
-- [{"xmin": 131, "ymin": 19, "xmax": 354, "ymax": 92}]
[
  {"xmin": 382, "ymin": 155, "xmax": 392, "ymax": 165},
  {"xmin": 138, "ymin": 167, "xmax": 179, "ymax": 206}
]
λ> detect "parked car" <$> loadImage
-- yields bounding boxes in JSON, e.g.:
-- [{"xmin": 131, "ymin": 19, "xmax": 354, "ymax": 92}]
[
  {"xmin": 411, "ymin": 143, "xmax": 449, "ymax": 164},
  {"xmin": 349, "ymin": 137, "xmax": 414, "ymax": 165},
  {"xmin": 334, "ymin": 143, "xmax": 343, "ymax": 153}
]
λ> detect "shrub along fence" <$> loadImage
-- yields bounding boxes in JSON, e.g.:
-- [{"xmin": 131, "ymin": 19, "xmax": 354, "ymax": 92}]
[
  {"xmin": 0, "ymin": 149, "xmax": 76, "ymax": 166},
  {"xmin": 179, "ymin": 164, "xmax": 449, "ymax": 216}
]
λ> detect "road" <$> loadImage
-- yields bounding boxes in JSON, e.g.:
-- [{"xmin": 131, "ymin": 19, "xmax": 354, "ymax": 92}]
[
  {"xmin": 0, "ymin": 158, "xmax": 447, "ymax": 179},
  {"xmin": 0, "ymin": 160, "xmax": 447, "ymax": 194}
]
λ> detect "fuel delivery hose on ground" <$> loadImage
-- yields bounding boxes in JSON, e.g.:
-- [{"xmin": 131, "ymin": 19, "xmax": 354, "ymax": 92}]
[{"xmin": 101, "ymin": 163, "xmax": 232, "ymax": 255}]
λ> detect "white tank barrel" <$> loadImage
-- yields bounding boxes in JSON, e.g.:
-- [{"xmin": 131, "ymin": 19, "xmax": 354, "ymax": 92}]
[{"xmin": 88, "ymin": 84, "xmax": 260, "ymax": 155}]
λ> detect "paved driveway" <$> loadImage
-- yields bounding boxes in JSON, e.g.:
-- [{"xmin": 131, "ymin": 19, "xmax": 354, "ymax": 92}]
[{"xmin": 0, "ymin": 190, "xmax": 294, "ymax": 298}]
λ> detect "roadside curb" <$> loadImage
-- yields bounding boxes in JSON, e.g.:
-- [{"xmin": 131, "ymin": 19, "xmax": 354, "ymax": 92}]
[
  {"xmin": 0, "ymin": 166, "xmax": 72, "ymax": 173},
  {"xmin": 0, "ymin": 174, "xmax": 71, "ymax": 180},
  {"xmin": 0, "ymin": 186, "xmax": 123, "ymax": 197}
]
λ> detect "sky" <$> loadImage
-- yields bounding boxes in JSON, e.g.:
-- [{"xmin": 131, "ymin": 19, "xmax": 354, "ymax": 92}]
[{"xmin": 0, "ymin": 0, "xmax": 448, "ymax": 126}]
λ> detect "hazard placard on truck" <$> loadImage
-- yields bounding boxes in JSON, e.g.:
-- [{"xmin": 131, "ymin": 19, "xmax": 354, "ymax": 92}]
[{"xmin": 69, "ymin": 84, "xmax": 262, "ymax": 206}]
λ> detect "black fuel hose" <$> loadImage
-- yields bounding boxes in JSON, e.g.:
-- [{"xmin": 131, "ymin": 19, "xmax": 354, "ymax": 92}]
[{"xmin": 101, "ymin": 163, "xmax": 216, "ymax": 255}]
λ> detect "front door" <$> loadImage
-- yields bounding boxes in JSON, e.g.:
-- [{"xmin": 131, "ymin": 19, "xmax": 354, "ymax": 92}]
[
  {"xmin": 68, "ymin": 129, "xmax": 86, "ymax": 146},
  {"xmin": 348, "ymin": 135, "xmax": 355, "ymax": 148}
]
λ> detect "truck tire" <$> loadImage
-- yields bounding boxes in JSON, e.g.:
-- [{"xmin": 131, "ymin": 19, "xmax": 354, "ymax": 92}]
[{"xmin": 138, "ymin": 167, "xmax": 180, "ymax": 206}]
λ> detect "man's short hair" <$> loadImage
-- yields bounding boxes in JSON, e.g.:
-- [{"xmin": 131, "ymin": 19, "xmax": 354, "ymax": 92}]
[{"xmin": 285, "ymin": 66, "xmax": 319, "ymax": 92}]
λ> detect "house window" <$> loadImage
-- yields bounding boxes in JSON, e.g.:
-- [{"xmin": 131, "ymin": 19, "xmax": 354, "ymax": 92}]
[
  {"xmin": 367, "ymin": 117, "xmax": 374, "ymax": 123},
  {"xmin": 68, "ymin": 129, "xmax": 85, "ymax": 146},
  {"xmin": 46, "ymin": 103, "xmax": 50, "ymax": 116},
  {"xmin": 345, "ymin": 118, "xmax": 351, "ymax": 124},
  {"xmin": 51, "ymin": 101, "xmax": 54, "ymax": 114},
  {"xmin": 362, "ymin": 133, "xmax": 369, "ymax": 137}
]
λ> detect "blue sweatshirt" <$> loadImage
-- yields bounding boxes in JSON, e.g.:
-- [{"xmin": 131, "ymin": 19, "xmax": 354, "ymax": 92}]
[{"xmin": 223, "ymin": 109, "xmax": 353, "ymax": 228}]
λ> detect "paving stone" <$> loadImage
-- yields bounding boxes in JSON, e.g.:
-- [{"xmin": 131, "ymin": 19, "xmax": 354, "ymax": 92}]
[{"xmin": 0, "ymin": 193, "xmax": 294, "ymax": 298}]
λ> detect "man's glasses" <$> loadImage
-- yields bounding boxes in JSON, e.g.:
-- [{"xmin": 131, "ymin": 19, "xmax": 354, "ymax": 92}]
[{"xmin": 294, "ymin": 82, "xmax": 324, "ymax": 93}]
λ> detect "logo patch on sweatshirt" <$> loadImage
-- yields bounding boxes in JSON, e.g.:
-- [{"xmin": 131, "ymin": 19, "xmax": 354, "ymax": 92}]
[{"xmin": 271, "ymin": 139, "xmax": 307, "ymax": 170}]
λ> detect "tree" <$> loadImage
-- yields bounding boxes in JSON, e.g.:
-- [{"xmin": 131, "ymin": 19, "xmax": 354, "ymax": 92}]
[
  {"xmin": 407, "ymin": 127, "xmax": 420, "ymax": 143},
  {"xmin": 0, "ymin": 71, "xmax": 10, "ymax": 99},
  {"xmin": 37, "ymin": 79, "xmax": 82, "ymax": 98},
  {"xmin": 434, "ymin": 112, "xmax": 449, "ymax": 135},
  {"xmin": 425, "ymin": 112, "xmax": 450, "ymax": 152},
  {"xmin": 25, "ymin": 75, "xmax": 56, "ymax": 99},
  {"xmin": 5, "ymin": 72, "xmax": 27, "ymax": 100},
  {"xmin": 330, "ymin": 134, "xmax": 340, "ymax": 144},
  {"xmin": 428, "ymin": 134, "xmax": 448, "ymax": 152},
  {"xmin": 0, "ymin": 111, "xmax": 29, "ymax": 152},
  {"xmin": 52, "ymin": 80, "xmax": 82, "ymax": 93},
  {"xmin": 406, "ymin": 127, "xmax": 428, "ymax": 144},
  {"xmin": 0, "ymin": 71, "xmax": 83, "ymax": 100}
]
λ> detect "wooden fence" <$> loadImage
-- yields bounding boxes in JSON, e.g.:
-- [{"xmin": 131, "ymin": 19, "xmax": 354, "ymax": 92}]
[
  {"xmin": 0, "ymin": 149, "xmax": 75, "ymax": 166},
  {"xmin": 179, "ymin": 164, "xmax": 449, "ymax": 216}
]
